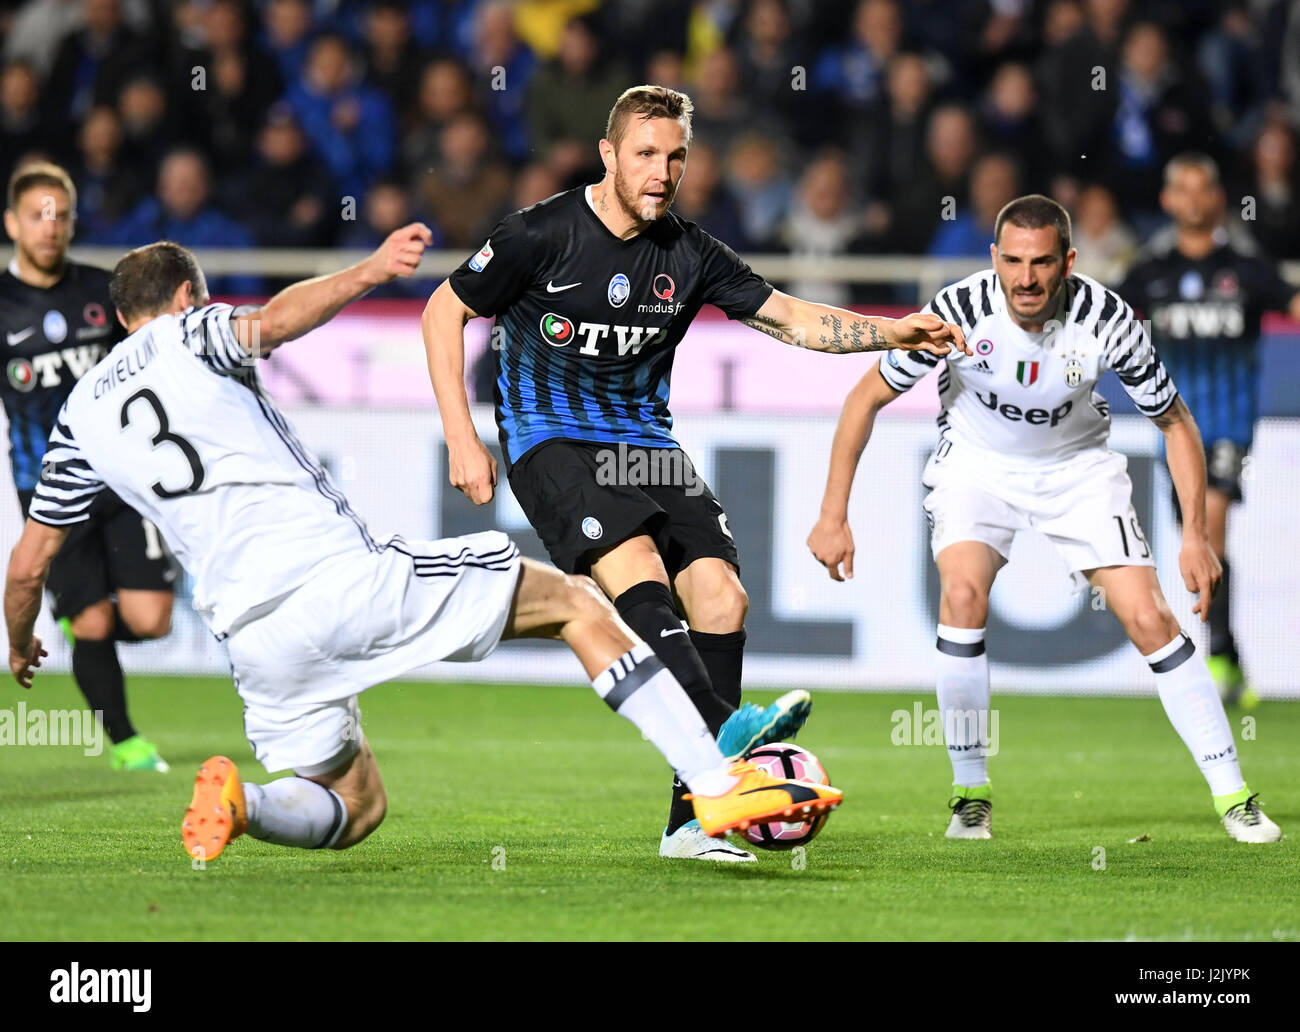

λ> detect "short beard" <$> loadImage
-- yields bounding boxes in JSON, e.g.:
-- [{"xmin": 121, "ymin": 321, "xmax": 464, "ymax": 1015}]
[
  {"xmin": 1005, "ymin": 275, "xmax": 1063, "ymax": 323},
  {"xmin": 20, "ymin": 242, "xmax": 66, "ymax": 276},
  {"xmin": 613, "ymin": 165, "xmax": 670, "ymax": 225}
]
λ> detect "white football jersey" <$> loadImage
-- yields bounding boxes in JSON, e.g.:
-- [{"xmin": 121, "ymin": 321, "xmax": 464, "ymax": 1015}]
[
  {"xmin": 880, "ymin": 270, "xmax": 1177, "ymax": 468},
  {"xmin": 29, "ymin": 304, "xmax": 378, "ymax": 635}
]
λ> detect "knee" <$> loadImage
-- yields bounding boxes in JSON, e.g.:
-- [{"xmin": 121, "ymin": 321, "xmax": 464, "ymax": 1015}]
[
  {"xmin": 69, "ymin": 602, "xmax": 114, "ymax": 642},
  {"xmin": 711, "ymin": 578, "xmax": 748, "ymax": 629},
  {"xmin": 941, "ymin": 580, "xmax": 989, "ymax": 626},
  {"xmin": 683, "ymin": 569, "xmax": 748, "ymax": 631},
  {"xmin": 1129, "ymin": 602, "xmax": 1180, "ymax": 654},
  {"xmin": 122, "ymin": 608, "xmax": 172, "ymax": 640},
  {"xmin": 565, "ymin": 574, "xmax": 614, "ymax": 622}
]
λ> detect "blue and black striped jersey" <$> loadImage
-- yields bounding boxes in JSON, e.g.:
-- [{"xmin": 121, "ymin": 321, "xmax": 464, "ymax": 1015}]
[
  {"xmin": 1119, "ymin": 228, "xmax": 1295, "ymax": 448},
  {"xmin": 0, "ymin": 261, "xmax": 124, "ymax": 491},
  {"xmin": 447, "ymin": 185, "xmax": 773, "ymax": 468}
]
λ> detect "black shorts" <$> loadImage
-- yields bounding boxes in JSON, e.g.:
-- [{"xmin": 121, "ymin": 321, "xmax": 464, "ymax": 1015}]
[
  {"xmin": 1205, "ymin": 439, "xmax": 1247, "ymax": 501},
  {"xmin": 507, "ymin": 439, "xmax": 740, "ymax": 576},
  {"xmin": 1171, "ymin": 439, "xmax": 1246, "ymax": 523},
  {"xmin": 19, "ymin": 489, "xmax": 176, "ymax": 620}
]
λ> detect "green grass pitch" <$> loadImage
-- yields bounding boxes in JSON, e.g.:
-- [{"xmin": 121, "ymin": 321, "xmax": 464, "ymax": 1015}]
[{"xmin": 1, "ymin": 674, "xmax": 1295, "ymax": 941}]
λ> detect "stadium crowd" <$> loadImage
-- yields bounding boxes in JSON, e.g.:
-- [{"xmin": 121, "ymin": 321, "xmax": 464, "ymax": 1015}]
[{"xmin": 3, "ymin": 0, "xmax": 1300, "ymax": 297}]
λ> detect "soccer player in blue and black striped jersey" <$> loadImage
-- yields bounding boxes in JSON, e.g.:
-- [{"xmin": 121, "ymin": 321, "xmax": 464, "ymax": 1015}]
[
  {"xmin": 423, "ymin": 85, "xmax": 965, "ymax": 860},
  {"xmin": 1121, "ymin": 153, "xmax": 1300, "ymax": 706},
  {"xmin": 0, "ymin": 162, "xmax": 173, "ymax": 771}
]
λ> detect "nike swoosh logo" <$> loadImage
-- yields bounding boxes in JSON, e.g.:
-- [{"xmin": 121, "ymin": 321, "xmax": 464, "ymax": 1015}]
[
  {"xmin": 660, "ymin": 627, "xmax": 687, "ymax": 637},
  {"xmin": 546, "ymin": 280, "xmax": 581, "ymax": 293},
  {"xmin": 7, "ymin": 328, "xmax": 34, "ymax": 346},
  {"xmin": 739, "ymin": 783, "xmax": 821, "ymax": 804}
]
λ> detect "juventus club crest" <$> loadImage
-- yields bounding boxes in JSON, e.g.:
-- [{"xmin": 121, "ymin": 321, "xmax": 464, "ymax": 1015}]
[{"xmin": 1064, "ymin": 357, "xmax": 1084, "ymax": 388}]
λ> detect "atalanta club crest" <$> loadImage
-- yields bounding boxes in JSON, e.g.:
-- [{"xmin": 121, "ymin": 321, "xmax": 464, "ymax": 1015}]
[
  {"xmin": 608, "ymin": 273, "xmax": 630, "ymax": 308},
  {"xmin": 581, "ymin": 516, "xmax": 603, "ymax": 540},
  {"xmin": 43, "ymin": 310, "xmax": 67, "ymax": 344},
  {"xmin": 1064, "ymin": 357, "xmax": 1084, "ymax": 388},
  {"xmin": 539, "ymin": 312, "xmax": 574, "ymax": 346}
]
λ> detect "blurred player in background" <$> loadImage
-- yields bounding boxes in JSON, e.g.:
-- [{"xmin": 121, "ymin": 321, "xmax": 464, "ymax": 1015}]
[
  {"xmin": 809, "ymin": 195, "xmax": 1280, "ymax": 844},
  {"xmin": 1120, "ymin": 153, "xmax": 1300, "ymax": 708},
  {"xmin": 424, "ymin": 85, "xmax": 963, "ymax": 861},
  {"xmin": 0, "ymin": 162, "xmax": 172, "ymax": 771},
  {"xmin": 5, "ymin": 228, "xmax": 842, "ymax": 860}
]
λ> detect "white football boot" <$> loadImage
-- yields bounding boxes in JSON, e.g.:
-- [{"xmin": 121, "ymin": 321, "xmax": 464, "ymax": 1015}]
[
  {"xmin": 659, "ymin": 819, "xmax": 756, "ymax": 861},
  {"xmin": 946, "ymin": 790, "xmax": 993, "ymax": 839},
  {"xmin": 1222, "ymin": 795, "xmax": 1282, "ymax": 843}
]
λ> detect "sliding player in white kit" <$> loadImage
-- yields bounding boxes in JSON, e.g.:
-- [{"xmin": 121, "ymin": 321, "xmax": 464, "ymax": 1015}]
[
  {"xmin": 808, "ymin": 195, "xmax": 1279, "ymax": 843},
  {"xmin": 4, "ymin": 228, "xmax": 842, "ymax": 862}
]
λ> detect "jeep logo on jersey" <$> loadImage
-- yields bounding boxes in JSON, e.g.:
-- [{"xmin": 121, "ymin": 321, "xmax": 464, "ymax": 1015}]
[
  {"xmin": 977, "ymin": 391, "xmax": 1072, "ymax": 426},
  {"xmin": 7, "ymin": 357, "xmax": 34, "ymax": 392},
  {"xmin": 1064, "ymin": 358, "xmax": 1084, "ymax": 387},
  {"xmin": 1015, "ymin": 361, "xmax": 1039, "ymax": 387},
  {"xmin": 540, "ymin": 313, "xmax": 575, "ymax": 346},
  {"xmin": 608, "ymin": 273, "xmax": 630, "ymax": 308},
  {"xmin": 653, "ymin": 274, "xmax": 675, "ymax": 300}
]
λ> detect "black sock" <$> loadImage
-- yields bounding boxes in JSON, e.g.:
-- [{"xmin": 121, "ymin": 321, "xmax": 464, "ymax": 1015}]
[
  {"xmin": 1209, "ymin": 558, "xmax": 1237, "ymax": 662},
  {"xmin": 71, "ymin": 639, "xmax": 136, "ymax": 744},
  {"xmin": 613, "ymin": 581, "xmax": 733, "ymax": 731},
  {"xmin": 689, "ymin": 628, "xmax": 746, "ymax": 710},
  {"xmin": 614, "ymin": 581, "xmax": 733, "ymax": 837},
  {"xmin": 665, "ymin": 630, "xmax": 749, "ymax": 836}
]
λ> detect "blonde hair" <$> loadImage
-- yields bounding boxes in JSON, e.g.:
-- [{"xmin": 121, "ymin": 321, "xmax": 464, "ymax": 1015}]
[
  {"xmin": 7, "ymin": 161, "xmax": 77, "ymax": 213},
  {"xmin": 605, "ymin": 85, "xmax": 694, "ymax": 152}
]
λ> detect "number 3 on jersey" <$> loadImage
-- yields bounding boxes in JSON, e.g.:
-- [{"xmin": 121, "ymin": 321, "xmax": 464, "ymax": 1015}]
[{"xmin": 120, "ymin": 388, "xmax": 205, "ymax": 498}]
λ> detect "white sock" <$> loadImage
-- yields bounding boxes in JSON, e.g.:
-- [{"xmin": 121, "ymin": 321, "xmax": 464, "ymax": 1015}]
[
  {"xmin": 243, "ymin": 779, "xmax": 349, "ymax": 848},
  {"xmin": 936, "ymin": 624, "xmax": 992, "ymax": 787},
  {"xmin": 592, "ymin": 641, "xmax": 736, "ymax": 797},
  {"xmin": 1146, "ymin": 632, "xmax": 1245, "ymax": 798}
]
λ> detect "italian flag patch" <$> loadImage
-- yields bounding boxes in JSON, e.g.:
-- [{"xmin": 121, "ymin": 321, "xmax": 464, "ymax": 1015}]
[{"xmin": 1016, "ymin": 360, "xmax": 1040, "ymax": 386}]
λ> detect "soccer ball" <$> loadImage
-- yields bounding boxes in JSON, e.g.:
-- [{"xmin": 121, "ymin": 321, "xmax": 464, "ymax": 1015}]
[{"xmin": 740, "ymin": 744, "xmax": 831, "ymax": 851}]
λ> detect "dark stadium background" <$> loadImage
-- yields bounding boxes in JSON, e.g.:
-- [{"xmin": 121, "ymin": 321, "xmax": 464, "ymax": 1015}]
[{"xmin": 2, "ymin": 0, "xmax": 1299, "ymax": 693}]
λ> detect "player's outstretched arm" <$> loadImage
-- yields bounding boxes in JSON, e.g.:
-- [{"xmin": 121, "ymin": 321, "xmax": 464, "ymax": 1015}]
[
  {"xmin": 5, "ymin": 519, "xmax": 68, "ymax": 687},
  {"xmin": 1153, "ymin": 397, "xmax": 1222, "ymax": 621},
  {"xmin": 742, "ymin": 290, "xmax": 971, "ymax": 357},
  {"xmin": 422, "ymin": 280, "xmax": 497, "ymax": 505},
  {"xmin": 807, "ymin": 365, "xmax": 901, "ymax": 581},
  {"xmin": 232, "ymin": 223, "xmax": 433, "ymax": 354}
]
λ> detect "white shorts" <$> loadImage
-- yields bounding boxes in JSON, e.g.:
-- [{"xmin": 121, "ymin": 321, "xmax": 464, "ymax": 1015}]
[
  {"xmin": 226, "ymin": 531, "xmax": 521, "ymax": 775},
  {"xmin": 921, "ymin": 448, "xmax": 1154, "ymax": 593}
]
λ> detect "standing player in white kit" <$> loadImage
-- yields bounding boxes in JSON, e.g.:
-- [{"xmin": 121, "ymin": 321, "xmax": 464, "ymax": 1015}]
[
  {"xmin": 808, "ymin": 195, "xmax": 1278, "ymax": 844},
  {"xmin": 5, "ymin": 226, "xmax": 842, "ymax": 862}
]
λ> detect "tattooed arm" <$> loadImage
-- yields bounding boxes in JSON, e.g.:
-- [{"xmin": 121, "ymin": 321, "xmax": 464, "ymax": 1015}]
[
  {"xmin": 742, "ymin": 290, "xmax": 971, "ymax": 356},
  {"xmin": 1152, "ymin": 396, "xmax": 1221, "ymax": 620}
]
